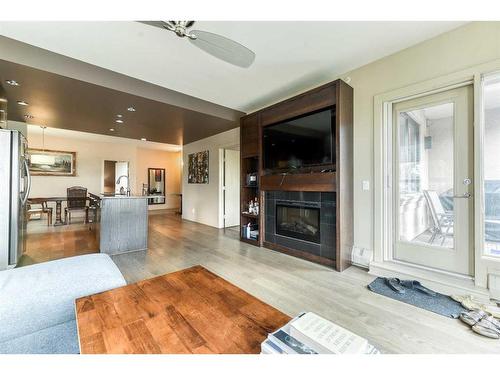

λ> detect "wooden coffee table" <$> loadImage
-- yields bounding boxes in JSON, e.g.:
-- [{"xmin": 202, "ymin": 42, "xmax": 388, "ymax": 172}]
[{"xmin": 75, "ymin": 265, "xmax": 290, "ymax": 354}]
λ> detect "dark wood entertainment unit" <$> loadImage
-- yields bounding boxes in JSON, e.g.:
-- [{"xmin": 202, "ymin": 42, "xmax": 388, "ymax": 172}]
[{"xmin": 240, "ymin": 79, "xmax": 353, "ymax": 272}]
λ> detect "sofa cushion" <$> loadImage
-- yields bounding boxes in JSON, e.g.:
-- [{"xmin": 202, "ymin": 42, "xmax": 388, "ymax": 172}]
[
  {"xmin": 0, "ymin": 320, "xmax": 79, "ymax": 354},
  {"xmin": 0, "ymin": 253, "xmax": 126, "ymax": 343}
]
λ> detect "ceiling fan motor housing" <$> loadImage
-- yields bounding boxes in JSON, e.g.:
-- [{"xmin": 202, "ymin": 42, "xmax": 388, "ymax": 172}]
[{"xmin": 170, "ymin": 21, "xmax": 196, "ymax": 38}]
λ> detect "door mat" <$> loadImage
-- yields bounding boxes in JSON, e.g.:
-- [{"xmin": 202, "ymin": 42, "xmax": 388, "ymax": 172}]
[{"xmin": 367, "ymin": 277, "xmax": 466, "ymax": 318}]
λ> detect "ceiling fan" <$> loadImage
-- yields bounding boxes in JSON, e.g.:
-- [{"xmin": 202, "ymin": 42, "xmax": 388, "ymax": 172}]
[{"xmin": 139, "ymin": 21, "xmax": 256, "ymax": 68}]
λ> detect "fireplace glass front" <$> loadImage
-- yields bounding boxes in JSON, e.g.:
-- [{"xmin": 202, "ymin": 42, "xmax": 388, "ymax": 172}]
[{"xmin": 275, "ymin": 202, "xmax": 320, "ymax": 243}]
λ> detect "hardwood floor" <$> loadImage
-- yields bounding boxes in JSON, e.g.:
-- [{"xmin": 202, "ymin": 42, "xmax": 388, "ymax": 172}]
[
  {"xmin": 20, "ymin": 219, "xmax": 98, "ymax": 266},
  {"xmin": 21, "ymin": 212, "xmax": 500, "ymax": 353},
  {"xmin": 76, "ymin": 265, "xmax": 290, "ymax": 354}
]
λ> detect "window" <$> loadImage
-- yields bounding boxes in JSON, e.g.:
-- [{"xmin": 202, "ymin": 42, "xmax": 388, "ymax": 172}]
[
  {"xmin": 482, "ymin": 75, "xmax": 500, "ymax": 257},
  {"xmin": 399, "ymin": 114, "xmax": 421, "ymax": 193},
  {"xmin": 397, "ymin": 103, "xmax": 455, "ymax": 248}
]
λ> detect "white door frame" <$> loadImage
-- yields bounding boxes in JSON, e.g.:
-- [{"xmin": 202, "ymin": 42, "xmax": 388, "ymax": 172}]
[
  {"xmin": 391, "ymin": 86, "xmax": 473, "ymax": 275},
  {"xmin": 372, "ymin": 58, "xmax": 500, "ymax": 295},
  {"xmin": 218, "ymin": 144, "xmax": 240, "ymax": 229}
]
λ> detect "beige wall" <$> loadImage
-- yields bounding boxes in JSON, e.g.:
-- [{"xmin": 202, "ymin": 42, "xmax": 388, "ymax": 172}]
[
  {"xmin": 136, "ymin": 147, "xmax": 182, "ymax": 210},
  {"xmin": 26, "ymin": 126, "xmax": 181, "ymax": 211},
  {"xmin": 182, "ymin": 127, "xmax": 239, "ymax": 228}
]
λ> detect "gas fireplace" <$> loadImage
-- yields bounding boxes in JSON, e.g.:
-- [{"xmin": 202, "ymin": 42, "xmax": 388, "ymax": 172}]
[{"xmin": 276, "ymin": 201, "xmax": 320, "ymax": 243}]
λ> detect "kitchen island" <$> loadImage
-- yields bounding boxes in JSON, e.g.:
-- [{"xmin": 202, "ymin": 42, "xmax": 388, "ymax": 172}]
[{"xmin": 98, "ymin": 194, "xmax": 163, "ymax": 255}]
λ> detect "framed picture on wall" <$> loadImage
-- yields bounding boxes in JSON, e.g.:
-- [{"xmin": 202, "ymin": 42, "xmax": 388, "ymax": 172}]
[
  {"xmin": 28, "ymin": 148, "xmax": 76, "ymax": 176},
  {"xmin": 188, "ymin": 150, "xmax": 209, "ymax": 184}
]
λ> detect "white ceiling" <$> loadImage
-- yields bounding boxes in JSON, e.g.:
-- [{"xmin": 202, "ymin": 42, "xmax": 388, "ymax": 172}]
[{"xmin": 0, "ymin": 21, "xmax": 466, "ymax": 112}]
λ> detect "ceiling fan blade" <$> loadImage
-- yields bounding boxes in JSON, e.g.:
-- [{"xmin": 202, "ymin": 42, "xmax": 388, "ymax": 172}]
[
  {"xmin": 189, "ymin": 30, "xmax": 255, "ymax": 68},
  {"xmin": 138, "ymin": 21, "xmax": 174, "ymax": 31}
]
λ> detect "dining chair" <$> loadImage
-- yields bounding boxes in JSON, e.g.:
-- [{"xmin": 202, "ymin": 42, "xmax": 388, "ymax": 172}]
[
  {"xmin": 27, "ymin": 200, "xmax": 53, "ymax": 226},
  {"xmin": 65, "ymin": 186, "xmax": 89, "ymax": 224}
]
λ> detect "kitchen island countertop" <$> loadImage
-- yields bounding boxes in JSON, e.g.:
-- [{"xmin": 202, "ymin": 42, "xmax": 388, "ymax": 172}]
[{"xmin": 100, "ymin": 194, "xmax": 165, "ymax": 199}]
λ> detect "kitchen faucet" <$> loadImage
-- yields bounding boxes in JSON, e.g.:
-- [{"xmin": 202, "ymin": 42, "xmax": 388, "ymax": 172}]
[{"xmin": 116, "ymin": 175, "xmax": 131, "ymax": 196}]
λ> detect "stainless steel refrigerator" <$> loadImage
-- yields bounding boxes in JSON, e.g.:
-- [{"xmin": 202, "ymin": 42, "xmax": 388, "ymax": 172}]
[{"xmin": 0, "ymin": 129, "xmax": 30, "ymax": 270}]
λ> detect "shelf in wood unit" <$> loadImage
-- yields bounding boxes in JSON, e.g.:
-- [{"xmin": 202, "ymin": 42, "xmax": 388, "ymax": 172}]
[
  {"xmin": 242, "ymin": 185, "xmax": 259, "ymax": 188},
  {"xmin": 241, "ymin": 212, "xmax": 259, "ymax": 219}
]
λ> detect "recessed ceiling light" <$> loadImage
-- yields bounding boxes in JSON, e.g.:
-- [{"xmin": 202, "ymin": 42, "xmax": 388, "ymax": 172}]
[
  {"xmin": 109, "ymin": 128, "xmax": 115, "ymax": 132},
  {"xmin": 24, "ymin": 114, "xmax": 34, "ymax": 119},
  {"xmin": 115, "ymin": 119, "xmax": 124, "ymax": 124},
  {"xmin": 127, "ymin": 107, "xmax": 136, "ymax": 112},
  {"xmin": 6, "ymin": 80, "xmax": 20, "ymax": 86},
  {"xmin": 116, "ymin": 114, "xmax": 123, "ymax": 118},
  {"xmin": 141, "ymin": 138, "xmax": 147, "ymax": 141},
  {"xmin": 17, "ymin": 100, "xmax": 29, "ymax": 106}
]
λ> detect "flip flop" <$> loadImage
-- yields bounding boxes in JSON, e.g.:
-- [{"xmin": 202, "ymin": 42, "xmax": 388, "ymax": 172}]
[
  {"xmin": 400, "ymin": 280, "xmax": 437, "ymax": 296},
  {"xmin": 460, "ymin": 309, "xmax": 490, "ymax": 326},
  {"xmin": 385, "ymin": 278, "xmax": 405, "ymax": 294},
  {"xmin": 471, "ymin": 316, "xmax": 500, "ymax": 339},
  {"xmin": 451, "ymin": 295, "xmax": 500, "ymax": 318},
  {"xmin": 485, "ymin": 305, "xmax": 500, "ymax": 319}
]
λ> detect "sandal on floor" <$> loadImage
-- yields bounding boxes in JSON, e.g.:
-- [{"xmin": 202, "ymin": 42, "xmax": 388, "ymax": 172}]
[
  {"xmin": 451, "ymin": 295, "xmax": 500, "ymax": 318},
  {"xmin": 471, "ymin": 316, "xmax": 500, "ymax": 339},
  {"xmin": 400, "ymin": 280, "xmax": 437, "ymax": 296},
  {"xmin": 460, "ymin": 309, "xmax": 490, "ymax": 326},
  {"xmin": 452, "ymin": 295, "xmax": 487, "ymax": 310},
  {"xmin": 385, "ymin": 278, "xmax": 405, "ymax": 294},
  {"xmin": 485, "ymin": 305, "xmax": 500, "ymax": 319}
]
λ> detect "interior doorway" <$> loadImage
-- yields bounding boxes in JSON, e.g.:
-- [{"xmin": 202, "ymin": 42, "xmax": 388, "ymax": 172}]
[
  {"xmin": 103, "ymin": 160, "xmax": 129, "ymax": 194},
  {"xmin": 391, "ymin": 85, "xmax": 474, "ymax": 276},
  {"xmin": 221, "ymin": 147, "xmax": 240, "ymax": 229}
]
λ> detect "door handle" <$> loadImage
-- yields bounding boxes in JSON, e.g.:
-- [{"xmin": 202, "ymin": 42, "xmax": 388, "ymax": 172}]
[
  {"xmin": 453, "ymin": 193, "xmax": 472, "ymax": 199},
  {"xmin": 21, "ymin": 158, "xmax": 31, "ymax": 206}
]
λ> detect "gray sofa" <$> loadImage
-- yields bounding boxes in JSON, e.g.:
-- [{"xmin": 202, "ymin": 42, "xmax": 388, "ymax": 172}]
[{"xmin": 0, "ymin": 254, "xmax": 126, "ymax": 354}]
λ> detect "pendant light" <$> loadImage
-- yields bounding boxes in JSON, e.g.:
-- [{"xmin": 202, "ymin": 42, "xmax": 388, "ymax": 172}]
[
  {"xmin": 31, "ymin": 126, "xmax": 55, "ymax": 165},
  {"xmin": 41, "ymin": 126, "xmax": 47, "ymax": 151}
]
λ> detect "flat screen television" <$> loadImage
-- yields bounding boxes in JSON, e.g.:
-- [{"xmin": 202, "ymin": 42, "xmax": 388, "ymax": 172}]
[{"xmin": 263, "ymin": 108, "xmax": 334, "ymax": 172}]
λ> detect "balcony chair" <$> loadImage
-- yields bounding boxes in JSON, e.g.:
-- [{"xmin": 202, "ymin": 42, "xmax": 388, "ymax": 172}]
[{"xmin": 423, "ymin": 190, "xmax": 454, "ymax": 246}]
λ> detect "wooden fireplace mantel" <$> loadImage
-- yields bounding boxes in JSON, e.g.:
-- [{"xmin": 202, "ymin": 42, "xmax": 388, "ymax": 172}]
[
  {"xmin": 260, "ymin": 172, "xmax": 336, "ymax": 192},
  {"xmin": 239, "ymin": 79, "xmax": 353, "ymax": 272}
]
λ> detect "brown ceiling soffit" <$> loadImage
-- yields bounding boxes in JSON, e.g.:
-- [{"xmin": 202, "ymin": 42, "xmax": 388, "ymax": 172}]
[{"xmin": 0, "ymin": 35, "xmax": 244, "ymax": 121}]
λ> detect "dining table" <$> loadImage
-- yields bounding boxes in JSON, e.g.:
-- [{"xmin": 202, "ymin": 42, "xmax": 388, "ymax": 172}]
[{"xmin": 29, "ymin": 197, "xmax": 68, "ymax": 226}]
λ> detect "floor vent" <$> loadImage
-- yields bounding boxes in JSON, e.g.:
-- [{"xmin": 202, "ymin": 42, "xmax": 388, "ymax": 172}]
[{"xmin": 351, "ymin": 246, "xmax": 372, "ymax": 268}]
